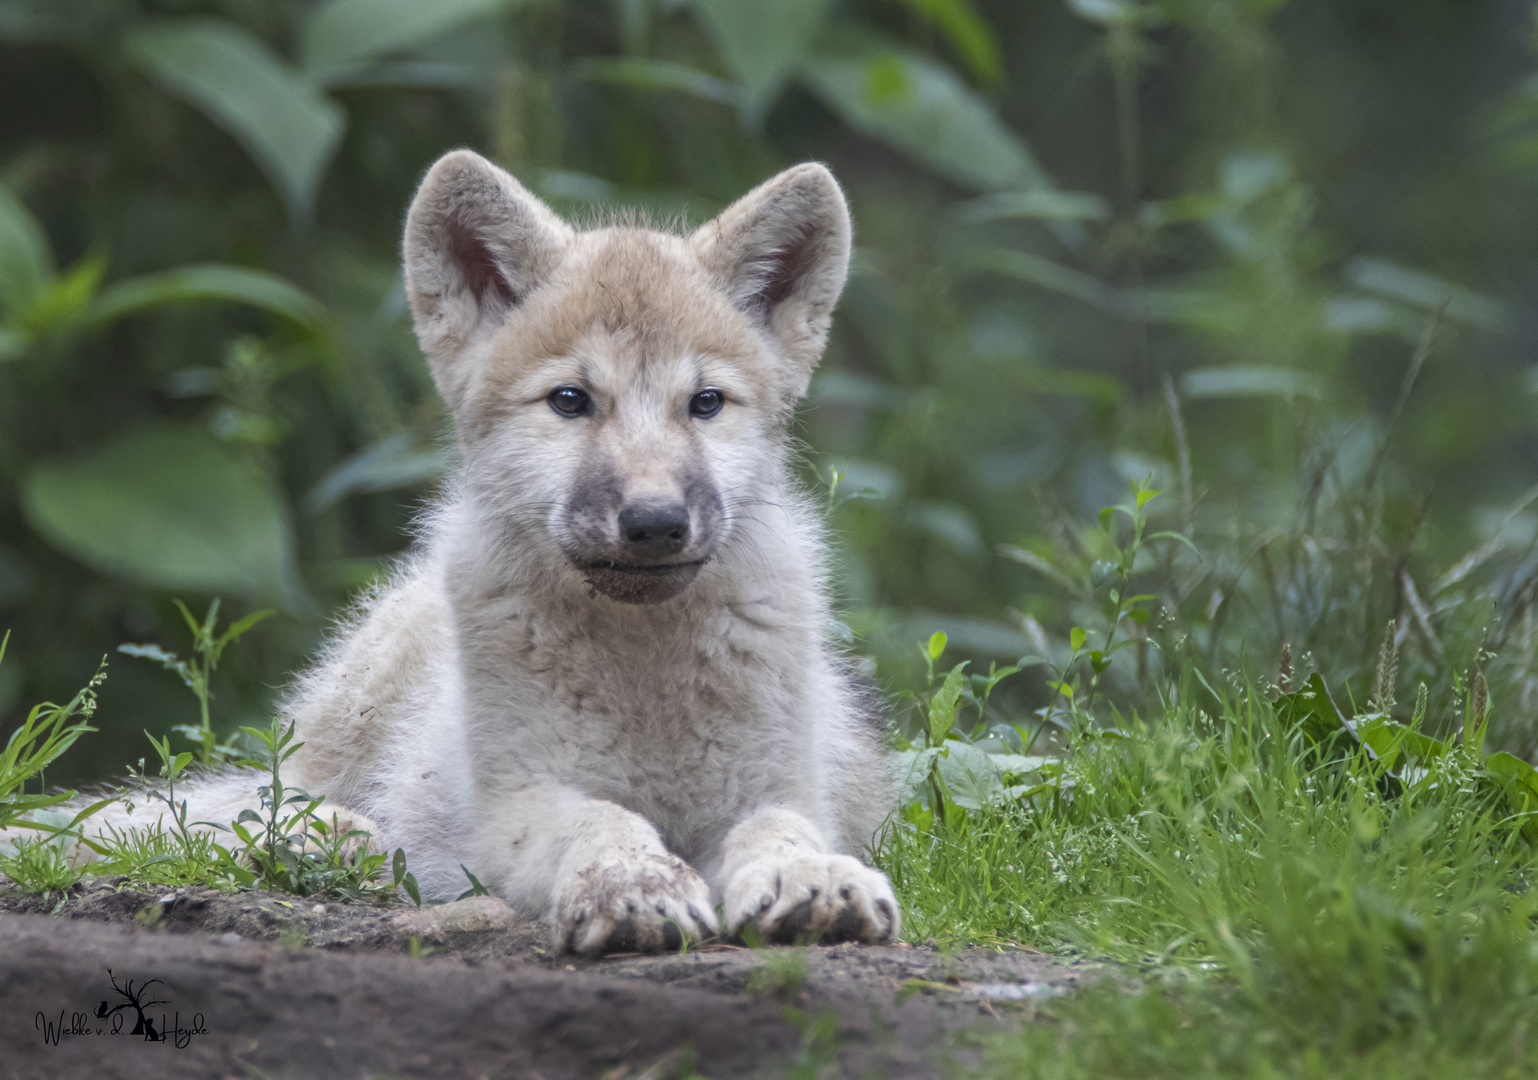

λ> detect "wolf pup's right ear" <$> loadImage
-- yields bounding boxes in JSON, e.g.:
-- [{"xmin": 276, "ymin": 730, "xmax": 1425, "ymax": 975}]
[
  {"xmin": 402, "ymin": 150, "xmax": 571, "ymax": 399},
  {"xmin": 692, "ymin": 163, "xmax": 852, "ymax": 408}
]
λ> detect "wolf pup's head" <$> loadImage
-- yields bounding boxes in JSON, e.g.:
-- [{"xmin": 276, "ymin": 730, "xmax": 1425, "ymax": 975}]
[{"xmin": 402, "ymin": 150, "xmax": 851, "ymax": 605}]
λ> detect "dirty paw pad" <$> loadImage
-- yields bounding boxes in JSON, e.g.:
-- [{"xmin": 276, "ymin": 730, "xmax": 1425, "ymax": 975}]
[{"xmin": 725, "ymin": 854, "xmax": 900, "ymax": 946}]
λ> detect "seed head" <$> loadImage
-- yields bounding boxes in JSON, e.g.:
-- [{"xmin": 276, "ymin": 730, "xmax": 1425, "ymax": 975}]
[{"xmin": 1370, "ymin": 620, "xmax": 1398, "ymax": 713}]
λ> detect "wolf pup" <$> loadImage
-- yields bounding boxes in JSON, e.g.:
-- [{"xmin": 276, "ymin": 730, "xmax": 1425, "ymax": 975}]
[{"xmin": 100, "ymin": 150, "xmax": 900, "ymax": 955}]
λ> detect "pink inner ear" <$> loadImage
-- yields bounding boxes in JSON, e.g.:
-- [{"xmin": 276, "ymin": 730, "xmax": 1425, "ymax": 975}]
[
  {"xmin": 448, "ymin": 213, "xmax": 518, "ymax": 307},
  {"xmin": 744, "ymin": 222, "xmax": 817, "ymax": 316}
]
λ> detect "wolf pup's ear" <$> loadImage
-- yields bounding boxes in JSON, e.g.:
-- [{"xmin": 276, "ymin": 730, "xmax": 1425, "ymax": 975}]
[
  {"xmin": 403, "ymin": 150, "xmax": 571, "ymax": 396},
  {"xmin": 692, "ymin": 163, "xmax": 852, "ymax": 404}
]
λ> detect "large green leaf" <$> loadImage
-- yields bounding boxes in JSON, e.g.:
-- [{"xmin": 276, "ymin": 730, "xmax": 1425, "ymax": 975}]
[
  {"xmin": 0, "ymin": 184, "xmax": 53, "ymax": 322},
  {"xmin": 124, "ymin": 20, "xmax": 345, "ymax": 222},
  {"xmin": 937, "ymin": 741, "xmax": 1004, "ymax": 810},
  {"xmin": 22, "ymin": 425, "xmax": 298, "ymax": 600},
  {"xmin": 89, "ymin": 264, "xmax": 328, "ymax": 328},
  {"xmin": 301, "ymin": 0, "xmax": 508, "ymax": 84},
  {"xmin": 694, "ymin": 0, "xmax": 829, "ymax": 123},
  {"xmin": 1276, "ymin": 673, "xmax": 1353, "ymax": 746},
  {"xmin": 1484, "ymin": 751, "xmax": 1538, "ymax": 843},
  {"xmin": 801, "ymin": 35, "xmax": 1045, "ymax": 192},
  {"xmin": 896, "ymin": 746, "xmax": 943, "ymax": 806},
  {"xmin": 1486, "ymin": 751, "xmax": 1538, "ymax": 798},
  {"xmin": 928, "ymin": 663, "xmax": 969, "ymax": 744},
  {"xmin": 1355, "ymin": 716, "xmax": 1449, "ymax": 772}
]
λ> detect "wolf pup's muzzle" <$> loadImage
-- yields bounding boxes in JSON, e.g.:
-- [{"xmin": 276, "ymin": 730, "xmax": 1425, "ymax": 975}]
[{"xmin": 568, "ymin": 495, "xmax": 720, "ymax": 604}]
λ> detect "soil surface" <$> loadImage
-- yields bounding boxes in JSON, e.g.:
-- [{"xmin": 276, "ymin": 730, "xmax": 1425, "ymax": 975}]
[{"xmin": 0, "ymin": 878, "xmax": 1100, "ymax": 1079}]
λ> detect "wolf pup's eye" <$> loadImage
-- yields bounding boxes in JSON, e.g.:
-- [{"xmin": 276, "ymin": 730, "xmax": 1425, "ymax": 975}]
[
  {"xmin": 548, "ymin": 386, "xmax": 591, "ymax": 417},
  {"xmin": 689, "ymin": 389, "xmax": 724, "ymax": 419}
]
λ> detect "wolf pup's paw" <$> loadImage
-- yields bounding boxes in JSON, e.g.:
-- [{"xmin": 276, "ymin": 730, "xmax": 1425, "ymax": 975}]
[
  {"xmin": 724, "ymin": 854, "xmax": 900, "ymax": 945},
  {"xmin": 555, "ymin": 849, "xmax": 718, "ymax": 955}
]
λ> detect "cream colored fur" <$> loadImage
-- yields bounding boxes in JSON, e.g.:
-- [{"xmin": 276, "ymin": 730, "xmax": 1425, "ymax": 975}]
[{"xmin": 79, "ymin": 150, "xmax": 900, "ymax": 954}]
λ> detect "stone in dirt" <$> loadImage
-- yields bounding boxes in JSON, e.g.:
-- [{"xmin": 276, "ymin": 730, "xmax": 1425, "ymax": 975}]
[{"xmin": 388, "ymin": 894, "xmax": 523, "ymax": 937}]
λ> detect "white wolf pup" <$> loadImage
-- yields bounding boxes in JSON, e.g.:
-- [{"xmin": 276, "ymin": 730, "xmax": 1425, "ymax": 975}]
[{"xmin": 99, "ymin": 150, "xmax": 900, "ymax": 955}]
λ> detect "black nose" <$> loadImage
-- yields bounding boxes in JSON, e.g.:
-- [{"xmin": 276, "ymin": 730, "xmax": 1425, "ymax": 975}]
[{"xmin": 618, "ymin": 503, "xmax": 689, "ymax": 558}]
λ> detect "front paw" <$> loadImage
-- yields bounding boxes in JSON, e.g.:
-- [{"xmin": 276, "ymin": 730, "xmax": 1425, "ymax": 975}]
[
  {"xmin": 724, "ymin": 853, "xmax": 900, "ymax": 945},
  {"xmin": 555, "ymin": 849, "xmax": 718, "ymax": 955}
]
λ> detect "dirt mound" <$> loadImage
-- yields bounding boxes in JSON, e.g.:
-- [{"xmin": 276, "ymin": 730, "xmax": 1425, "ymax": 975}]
[{"xmin": 0, "ymin": 879, "xmax": 1100, "ymax": 1078}]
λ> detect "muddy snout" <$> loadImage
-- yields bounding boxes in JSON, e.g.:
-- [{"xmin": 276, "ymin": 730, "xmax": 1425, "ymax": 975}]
[{"xmin": 567, "ymin": 485, "xmax": 722, "ymax": 605}]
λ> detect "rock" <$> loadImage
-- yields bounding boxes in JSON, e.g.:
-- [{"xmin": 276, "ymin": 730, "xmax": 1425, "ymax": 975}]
[{"xmin": 388, "ymin": 895, "xmax": 520, "ymax": 937}]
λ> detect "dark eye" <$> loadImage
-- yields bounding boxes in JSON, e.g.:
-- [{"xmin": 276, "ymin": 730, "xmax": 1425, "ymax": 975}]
[
  {"xmin": 548, "ymin": 386, "xmax": 590, "ymax": 417},
  {"xmin": 689, "ymin": 388, "xmax": 724, "ymax": 419}
]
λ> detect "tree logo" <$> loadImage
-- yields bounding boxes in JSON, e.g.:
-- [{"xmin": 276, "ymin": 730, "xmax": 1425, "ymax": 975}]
[
  {"xmin": 35, "ymin": 968, "xmax": 209, "ymax": 1049},
  {"xmin": 95, "ymin": 969, "xmax": 168, "ymax": 1041}
]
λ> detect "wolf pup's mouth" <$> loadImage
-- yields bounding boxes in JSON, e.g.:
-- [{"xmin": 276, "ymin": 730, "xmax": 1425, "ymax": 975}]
[{"xmin": 578, "ymin": 559, "xmax": 706, "ymax": 605}]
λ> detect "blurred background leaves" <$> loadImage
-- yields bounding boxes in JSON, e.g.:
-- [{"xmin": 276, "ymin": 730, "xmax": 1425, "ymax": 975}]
[{"xmin": 2, "ymin": 0, "xmax": 1537, "ymax": 781}]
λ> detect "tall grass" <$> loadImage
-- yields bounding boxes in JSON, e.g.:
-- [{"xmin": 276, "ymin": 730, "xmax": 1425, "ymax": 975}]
[{"xmin": 876, "ymin": 674, "xmax": 1538, "ymax": 1077}]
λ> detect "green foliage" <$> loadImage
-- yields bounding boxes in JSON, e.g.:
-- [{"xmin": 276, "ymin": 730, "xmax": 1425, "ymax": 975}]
[
  {"xmin": 89, "ymin": 727, "xmax": 230, "ymax": 889},
  {"xmin": 0, "ymin": 833, "xmax": 86, "ymax": 897},
  {"xmin": 24, "ymin": 427, "xmax": 300, "ymax": 602},
  {"xmin": 0, "ymin": 635, "xmax": 110, "ymax": 835},
  {"xmin": 880, "ymin": 632, "xmax": 1538, "ymax": 1076},
  {"xmin": 124, "ymin": 21, "xmax": 345, "ymax": 223},
  {"xmin": 455, "ymin": 863, "xmax": 489, "ymax": 902},
  {"xmin": 2, "ymin": 0, "xmax": 1535, "ymax": 788},
  {"xmin": 875, "ymin": 460, "xmax": 1538, "ymax": 1074},
  {"xmin": 84, "ymin": 714, "xmax": 406, "ymax": 900},
  {"xmin": 0, "ymin": 604, "xmax": 416, "ymax": 902},
  {"xmin": 301, "ymin": 0, "xmax": 508, "ymax": 85},
  {"xmin": 118, "ymin": 599, "xmax": 274, "ymax": 765},
  {"xmin": 88, "ymin": 821, "xmax": 226, "ymax": 891},
  {"xmin": 882, "ymin": 679, "xmax": 1538, "ymax": 1070},
  {"xmin": 205, "ymin": 717, "xmax": 404, "ymax": 901}
]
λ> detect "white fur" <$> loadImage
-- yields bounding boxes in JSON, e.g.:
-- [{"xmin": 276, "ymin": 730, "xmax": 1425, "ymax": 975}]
[{"xmin": 74, "ymin": 151, "xmax": 900, "ymax": 954}]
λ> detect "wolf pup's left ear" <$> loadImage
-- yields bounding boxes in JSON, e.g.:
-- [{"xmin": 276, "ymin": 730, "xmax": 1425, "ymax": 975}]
[
  {"xmin": 403, "ymin": 150, "xmax": 572, "ymax": 404},
  {"xmin": 692, "ymin": 163, "xmax": 852, "ymax": 404}
]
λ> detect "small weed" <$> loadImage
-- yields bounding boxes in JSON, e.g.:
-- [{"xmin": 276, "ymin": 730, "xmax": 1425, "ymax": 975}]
[
  {"xmin": 118, "ymin": 599, "xmax": 273, "ymax": 766},
  {"xmin": 89, "ymin": 823, "xmax": 223, "ymax": 889},
  {"xmin": 455, "ymin": 863, "xmax": 488, "ymax": 900},
  {"xmin": 117, "ymin": 730, "xmax": 215, "ymax": 875},
  {"xmin": 206, "ymin": 717, "xmax": 400, "ymax": 901},
  {"xmin": 87, "ymin": 613, "xmax": 421, "ymax": 903},
  {"xmin": 0, "ymin": 637, "xmax": 112, "ymax": 838},
  {"xmin": 0, "ymin": 833, "xmax": 84, "ymax": 895}
]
